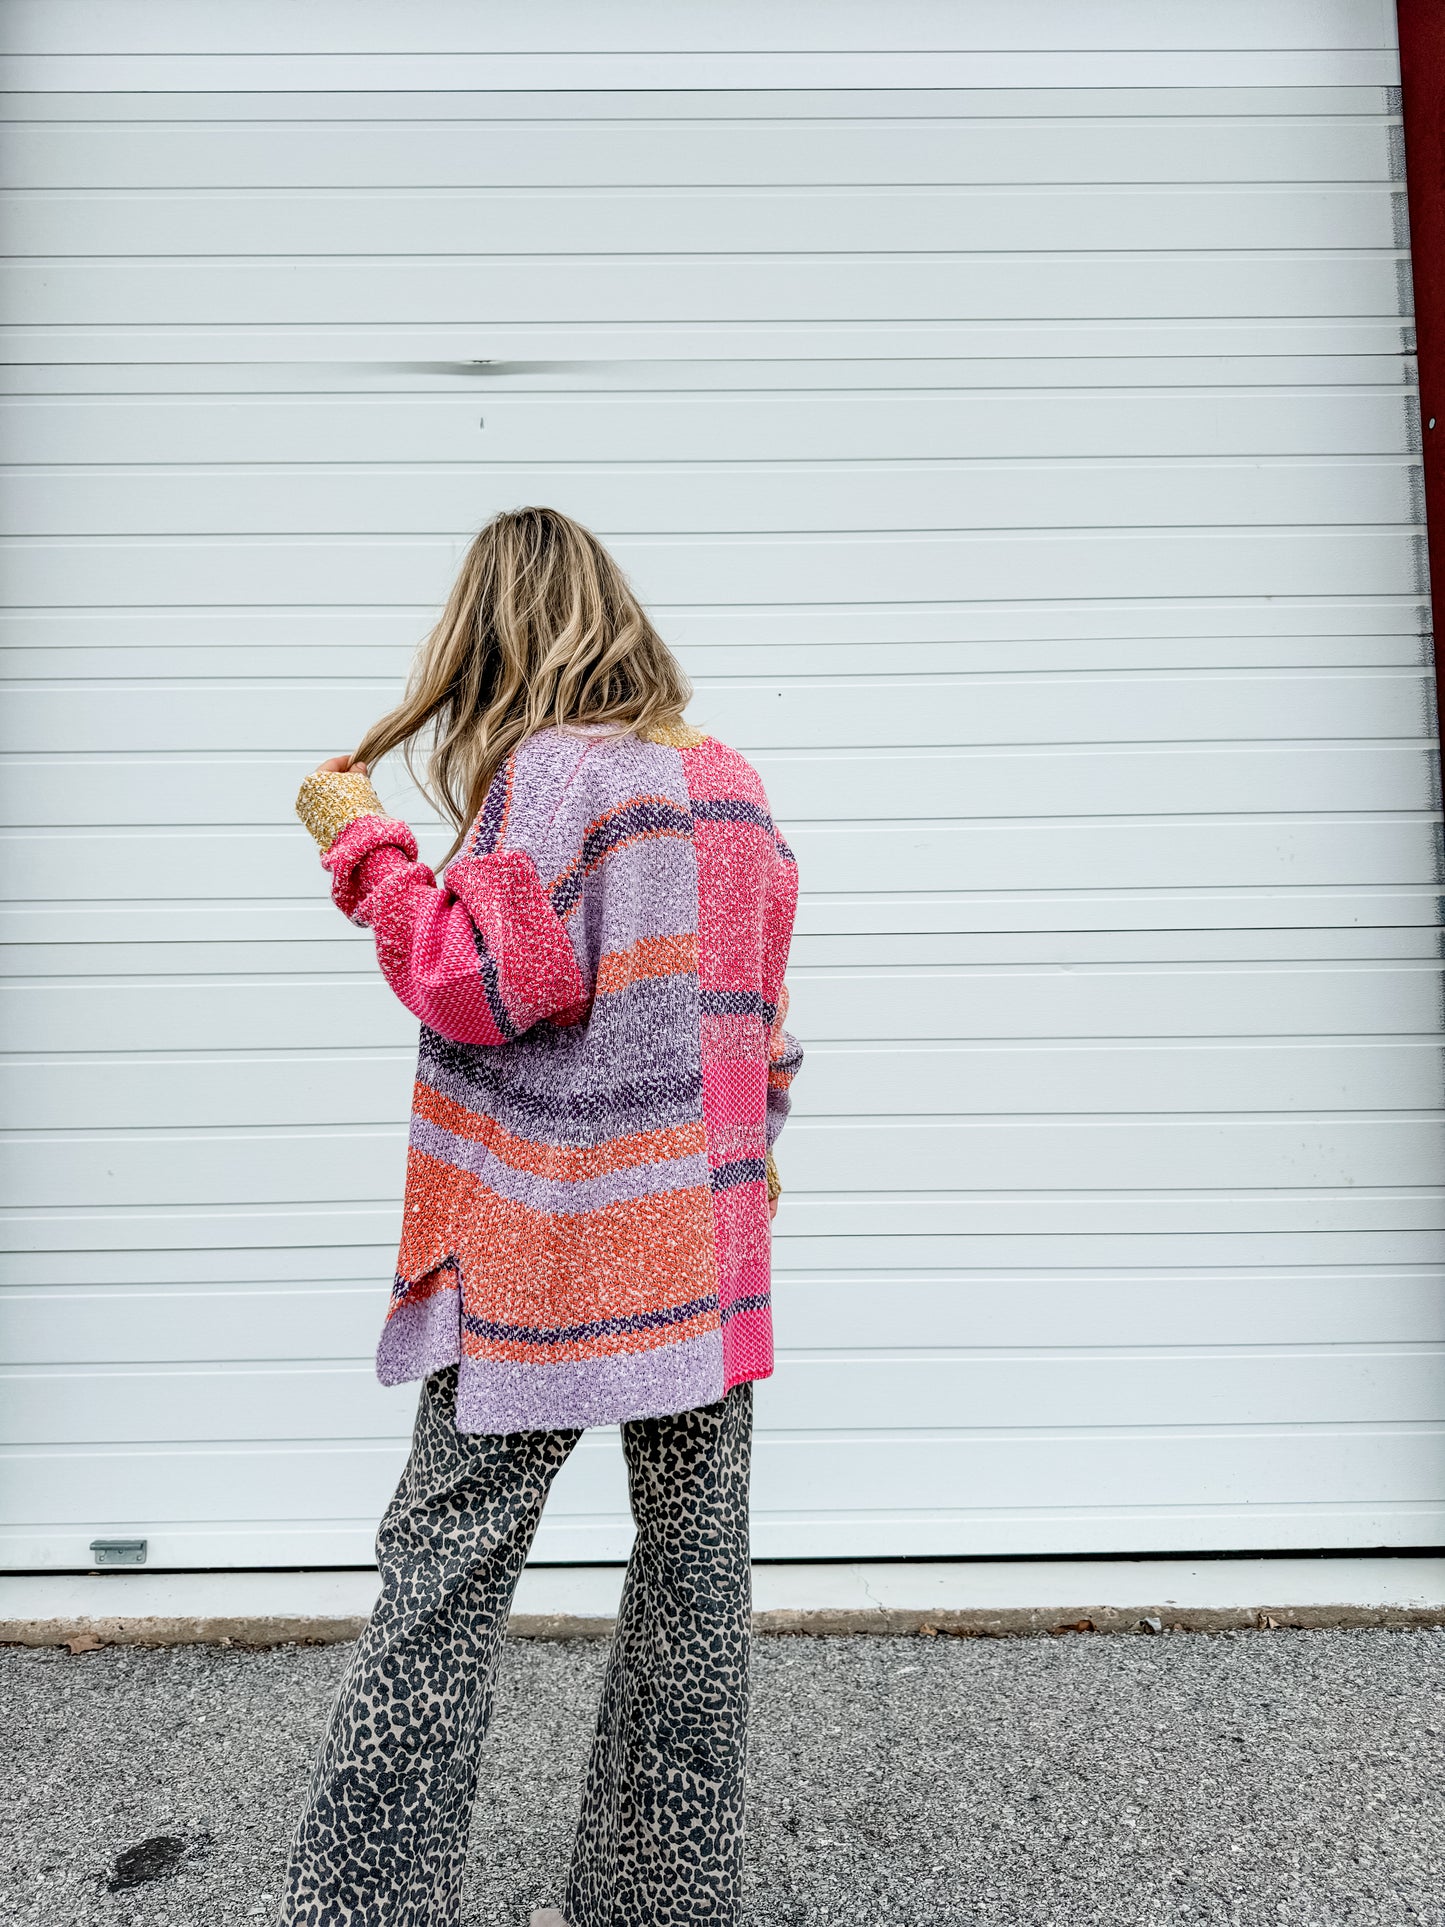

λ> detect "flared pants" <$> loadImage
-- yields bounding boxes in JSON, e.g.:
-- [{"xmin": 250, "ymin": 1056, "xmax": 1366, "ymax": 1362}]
[{"xmin": 277, "ymin": 1366, "xmax": 754, "ymax": 1927}]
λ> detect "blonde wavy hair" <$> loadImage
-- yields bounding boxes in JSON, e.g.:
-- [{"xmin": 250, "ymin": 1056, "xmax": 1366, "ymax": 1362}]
[{"xmin": 354, "ymin": 506, "xmax": 691, "ymax": 861}]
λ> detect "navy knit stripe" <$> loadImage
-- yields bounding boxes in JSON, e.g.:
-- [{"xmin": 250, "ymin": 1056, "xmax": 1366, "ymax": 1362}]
[
  {"xmin": 691, "ymin": 796, "xmax": 774, "ymax": 834},
  {"xmin": 469, "ymin": 922, "xmax": 520, "ymax": 1041},
  {"xmin": 720, "ymin": 1292, "xmax": 771, "ymax": 1324},
  {"xmin": 462, "ymin": 1293, "xmax": 718, "ymax": 1347},
  {"xmin": 392, "ymin": 1254, "xmax": 459, "ymax": 1302},
  {"xmin": 469, "ymin": 775, "xmax": 509, "ymax": 857},
  {"xmin": 549, "ymin": 798, "xmax": 694, "ymax": 916},
  {"xmin": 420, "ymin": 1037, "xmax": 705, "ymax": 1130},
  {"xmin": 710, "ymin": 1158, "xmax": 768, "ymax": 1192},
  {"xmin": 699, "ymin": 988, "xmax": 778, "ymax": 1024}
]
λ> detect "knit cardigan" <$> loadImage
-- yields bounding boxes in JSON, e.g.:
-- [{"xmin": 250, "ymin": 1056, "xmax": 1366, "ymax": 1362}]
[{"xmin": 296, "ymin": 723, "xmax": 802, "ymax": 1434}]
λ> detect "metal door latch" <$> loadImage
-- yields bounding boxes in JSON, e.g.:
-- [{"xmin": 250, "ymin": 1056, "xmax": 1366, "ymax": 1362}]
[{"xmin": 90, "ymin": 1538, "xmax": 147, "ymax": 1567}]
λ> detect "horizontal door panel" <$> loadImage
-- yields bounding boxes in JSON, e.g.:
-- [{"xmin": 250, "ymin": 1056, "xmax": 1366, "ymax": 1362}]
[
  {"xmin": 774, "ymin": 1272, "xmax": 1445, "ymax": 1351},
  {"xmin": 0, "ymin": 118, "xmax": 1394, "ymax": 190},
  {"xmin": 794, "ymin": 1039, "xmax": 1445, "ymax": 1115},
  {"xmin": 2, "ymin": 639, "xmax": 1428, "ymax": 689},
  {"xmin": 7, "ymin": 818, "xmax": 1437, "ymax": 903},
  {"xmin": 6, "ymin": 885, "xmax": 1440, "ymax": 944},
  {"xmin": 0, "ymin": 316, "xmax": 1415, "ymax": 372},
  {"xmin": 0, "ymin": 1427, "xmax": 618, "ymax": 1528},
  {"xmin": 2, "ymin": 5, "xmax": 1394, "ymax": 57},
  {"xmin": 749, "ymin": 1424, "xmax": 1445, "ymax": 1517},
  {"xmin": 0, "ymin": 44, "xmax": 1404, "ymax": 93},
  {"xmin": 9, "ymin": 1491, "xmax": 1439, "ymax": 1566},
  {"xmin": 6, "ymin": 1271, "xmax": 1441, "ymax": 1364},
  {"xmin": 8, "ymin": 1491, "xmax": 1436, "ymax": 1566},
  {"xmin": 10, "ymin": 1207, "xmax": 1442, "ymax": 1286},
  {"xmin": 6, "ymin": 926, "xmax": 1438, "ymax": 982},
  {"xmin": 14, "ymin": 956, "xmax": 1445, "ymax": 1050},
  {"xmin": 0, "ymin": 527, "xmax": 1422, "ymax": 609},
  {"xmin": 788, "ymin": 963, "xmax": 1445, "ymax": 1039},
  {"xmin": 1, "ymin": 594, "xmax": 1422, "ymax": 652},
  {"xmin": 788, "ymin": 928, "xmax": 1442, "ymax": 966},
  {"xmin": 8, "ymin": 1116, "xmax": 1444, "ymax": 1209},
  {"xmin": 9, "ymin": 185, "xmax": 1399, "ymax": 256},
  {"xmin": 775, "ymin": 1349, "xmax": 1445, "ymax": 1430},
  {"xmin": 5, "ymin": 744, "xmax": 1432, "ymax": 828},
  {"xmin": 7, "ymin": 353, "xmax": 1422, "ymax": 399},
  {"xmin": 0, "ymin": 1281, "xmax": 384, "ymax": 1361},
  {"xmin": 8, "ymin": 1199, "xmax": 1442, "ymax": 1267},
  {"xmin": 7, "ymin": 1343, "xmax": 1441, "ymax": 1445},
  {"xmin": 2, "ymin": 460, "xmax": 1417, "ymax": 538},
  {"xmin": 0, "ymin": 389, "xmax": 1415, "ymax": 463},
  {"xmin": 0, "ymin": 254, "xmax": 1404, "ymax": 328},
  {"xmin": 5, "ymin": 672, "xmax": 1429, "ymax": 753},
  {"xmin": 0, "ymin": 1051, "xmax": 416, "ymax": 1129},
  {"xmin": 6, "ymin": 960, "xmax": 1441, "ymax": 1052},
  {"xmin": 11, "ymin": 1171, "xmax": 1445, "ymax": 1233},
  {"xmin": 7, "ymin": 1038, "xmax": 1439, "ymax": 1130},
  {"xmin": 5, "ymin": 1242, "xmax": 405, "ymax": 1286},
  {"xmin": 790, "ymin": 819, "xmax": 1443, "ymax": 895},
  {"xmin": 1, "ymin": 1440, "xmax": 414, "ymax": 1534},
  {"xmin": 762, "ymin": 745, "xmax": 1435, "ymax": 818},
  {"xmin": 5, "ymin": 1425, "xmax": 1435, "ymax": 1547}
]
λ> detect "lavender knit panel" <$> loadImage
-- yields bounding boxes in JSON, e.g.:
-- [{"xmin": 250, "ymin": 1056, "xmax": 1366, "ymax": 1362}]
[
  {"xmin": 502, "ymin": 730, "xmax": 693, "ymax": 986},
  {"xmin": 416, "ymin": 972, "xmax": 705, "ymax": 1147},
  {"xmin": 454, "ymin": 1328, "xmax": 724, "ymax": 1433},
  {"xmin": 376, "ymin": 1277, "xmax": 462, "ymax": 1387}
]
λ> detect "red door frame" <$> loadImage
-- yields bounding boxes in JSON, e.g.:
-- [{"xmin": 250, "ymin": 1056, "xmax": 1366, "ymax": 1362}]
[{"xmin": 1396, "ymin": 2, "xmax": 1445, "ymax": 689}]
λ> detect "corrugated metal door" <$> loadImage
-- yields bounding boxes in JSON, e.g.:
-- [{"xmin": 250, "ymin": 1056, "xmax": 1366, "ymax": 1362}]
[{"xmin": 3, "ymin": 1, "xmax": 1442, "ymax": 1568}]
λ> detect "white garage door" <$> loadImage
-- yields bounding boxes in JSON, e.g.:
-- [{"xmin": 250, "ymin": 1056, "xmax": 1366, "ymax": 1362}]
[{"xmin": 3, "ymin": 2, "xmax": 1442, "ymax": 1568}]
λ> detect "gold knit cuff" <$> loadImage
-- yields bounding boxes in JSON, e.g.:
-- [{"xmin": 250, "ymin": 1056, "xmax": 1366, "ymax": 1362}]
[
  {"xmin": 296, "ymin": 769, "xmax": 387, "ymax": 852},
  {"xmin": 639, "ymin": 717, "xmax": 709, "ymax": 749},
  {"xmin": 765, "ymin": 1149, "xmax": 781, "ymax": 1203}
]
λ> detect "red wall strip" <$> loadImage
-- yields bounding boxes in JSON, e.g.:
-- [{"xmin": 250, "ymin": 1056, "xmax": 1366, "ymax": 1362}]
[{"xmin": 1396, "ymin": 2, "xmax": 1445, "ymax": 690}]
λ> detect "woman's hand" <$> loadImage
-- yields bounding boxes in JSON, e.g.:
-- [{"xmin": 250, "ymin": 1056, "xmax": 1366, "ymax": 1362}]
[{"xmin": 314, "ymin": 755, "xmax": 368, "ymax": 776}]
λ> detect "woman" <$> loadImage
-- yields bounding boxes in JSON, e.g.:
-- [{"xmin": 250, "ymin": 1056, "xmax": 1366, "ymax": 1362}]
[{"xmin": 279, "ymin": 507, "xmax": 802, "ymax": 1927}]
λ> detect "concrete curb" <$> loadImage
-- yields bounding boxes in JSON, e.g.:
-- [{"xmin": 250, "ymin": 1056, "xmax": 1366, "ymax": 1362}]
[
  {"xmin": 6, "ymin": 1558, "xmax": 1442, "ymax": 1648},
  {"xmin": 4, "ymin": 1601, "xmax": 1444, "ymax": 1649}
]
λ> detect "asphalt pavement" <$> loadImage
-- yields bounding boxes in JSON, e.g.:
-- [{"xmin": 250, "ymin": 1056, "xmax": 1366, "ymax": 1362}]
[{"xmin": 4, "ymin": 1626, "xmax": 1443, "ymax": 1926}]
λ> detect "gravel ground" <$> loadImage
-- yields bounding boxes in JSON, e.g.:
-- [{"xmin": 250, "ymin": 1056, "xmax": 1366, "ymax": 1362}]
[{"xmin": 3, "ymin": 1626, "xmax": 1443, "ymax": 1927}]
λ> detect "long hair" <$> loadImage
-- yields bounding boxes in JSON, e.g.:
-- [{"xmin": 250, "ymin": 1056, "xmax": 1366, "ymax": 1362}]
[{"xmin": 353, "ymin": 507, "xmax": 692, "ymax": 861}]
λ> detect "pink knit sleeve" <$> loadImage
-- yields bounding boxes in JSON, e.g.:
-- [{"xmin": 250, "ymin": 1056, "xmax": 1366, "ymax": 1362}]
[
  {"xmin": 763, "ymin": 836, "xmax": 802, "ymax": 1147},
  {"xmin": 322, "ymin": 814, "xmax": 587, "ymax": 1046}
]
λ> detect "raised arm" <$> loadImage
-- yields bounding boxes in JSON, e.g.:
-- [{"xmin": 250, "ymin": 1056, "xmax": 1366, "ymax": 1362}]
[{"xmin": 296, "ymin": 765, "xmax": 587, "ymax": 1046}]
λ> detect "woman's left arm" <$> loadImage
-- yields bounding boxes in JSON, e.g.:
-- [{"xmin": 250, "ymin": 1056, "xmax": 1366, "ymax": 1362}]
[{"xmin": 296, "ymin": 762, "xmax": 587, "ymax": 1047}]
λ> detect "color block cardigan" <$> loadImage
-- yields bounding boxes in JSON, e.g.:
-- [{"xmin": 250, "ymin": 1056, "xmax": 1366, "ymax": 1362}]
[{"xmin": 296, "ymin": 723, "xmax": 801, "ymax": 1434}]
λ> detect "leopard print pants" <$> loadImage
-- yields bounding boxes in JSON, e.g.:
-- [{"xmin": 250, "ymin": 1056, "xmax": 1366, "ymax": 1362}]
[{"xmin": 276, "ymin": 1367, "xmax": 753, "ymax": 1927}]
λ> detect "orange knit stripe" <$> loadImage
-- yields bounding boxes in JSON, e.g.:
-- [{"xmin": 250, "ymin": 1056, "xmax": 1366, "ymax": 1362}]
[
  {"xmin": 484, "ymin": 1116, "xmax": 707, "ymax": 1180},
  {"xmin": 411, "ymin": 1080, "xmax": 496, "ymax": 1145},
  {"xmin": 457, "ymin": 1186, "xmax": 720, "ymax": 1333},
  {"xmin": 411, "ymin": 1081, "xmax": 706, "ymax": 1177},
  {"xmin": 596, "ymin": 931, "xmax": 699, "ymax": 996}
]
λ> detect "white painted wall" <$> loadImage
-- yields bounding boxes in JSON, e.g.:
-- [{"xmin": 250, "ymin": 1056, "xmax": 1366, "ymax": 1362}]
[{"xmin": 2, "ymin": 0, "xmax": 1442, "ymax": 1568}]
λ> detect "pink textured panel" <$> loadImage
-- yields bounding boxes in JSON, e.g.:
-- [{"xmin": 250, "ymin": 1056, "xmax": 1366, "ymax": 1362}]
[{"xmin": 681, "ymin": 735, "xmax": 796, "ymax": 1392}]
